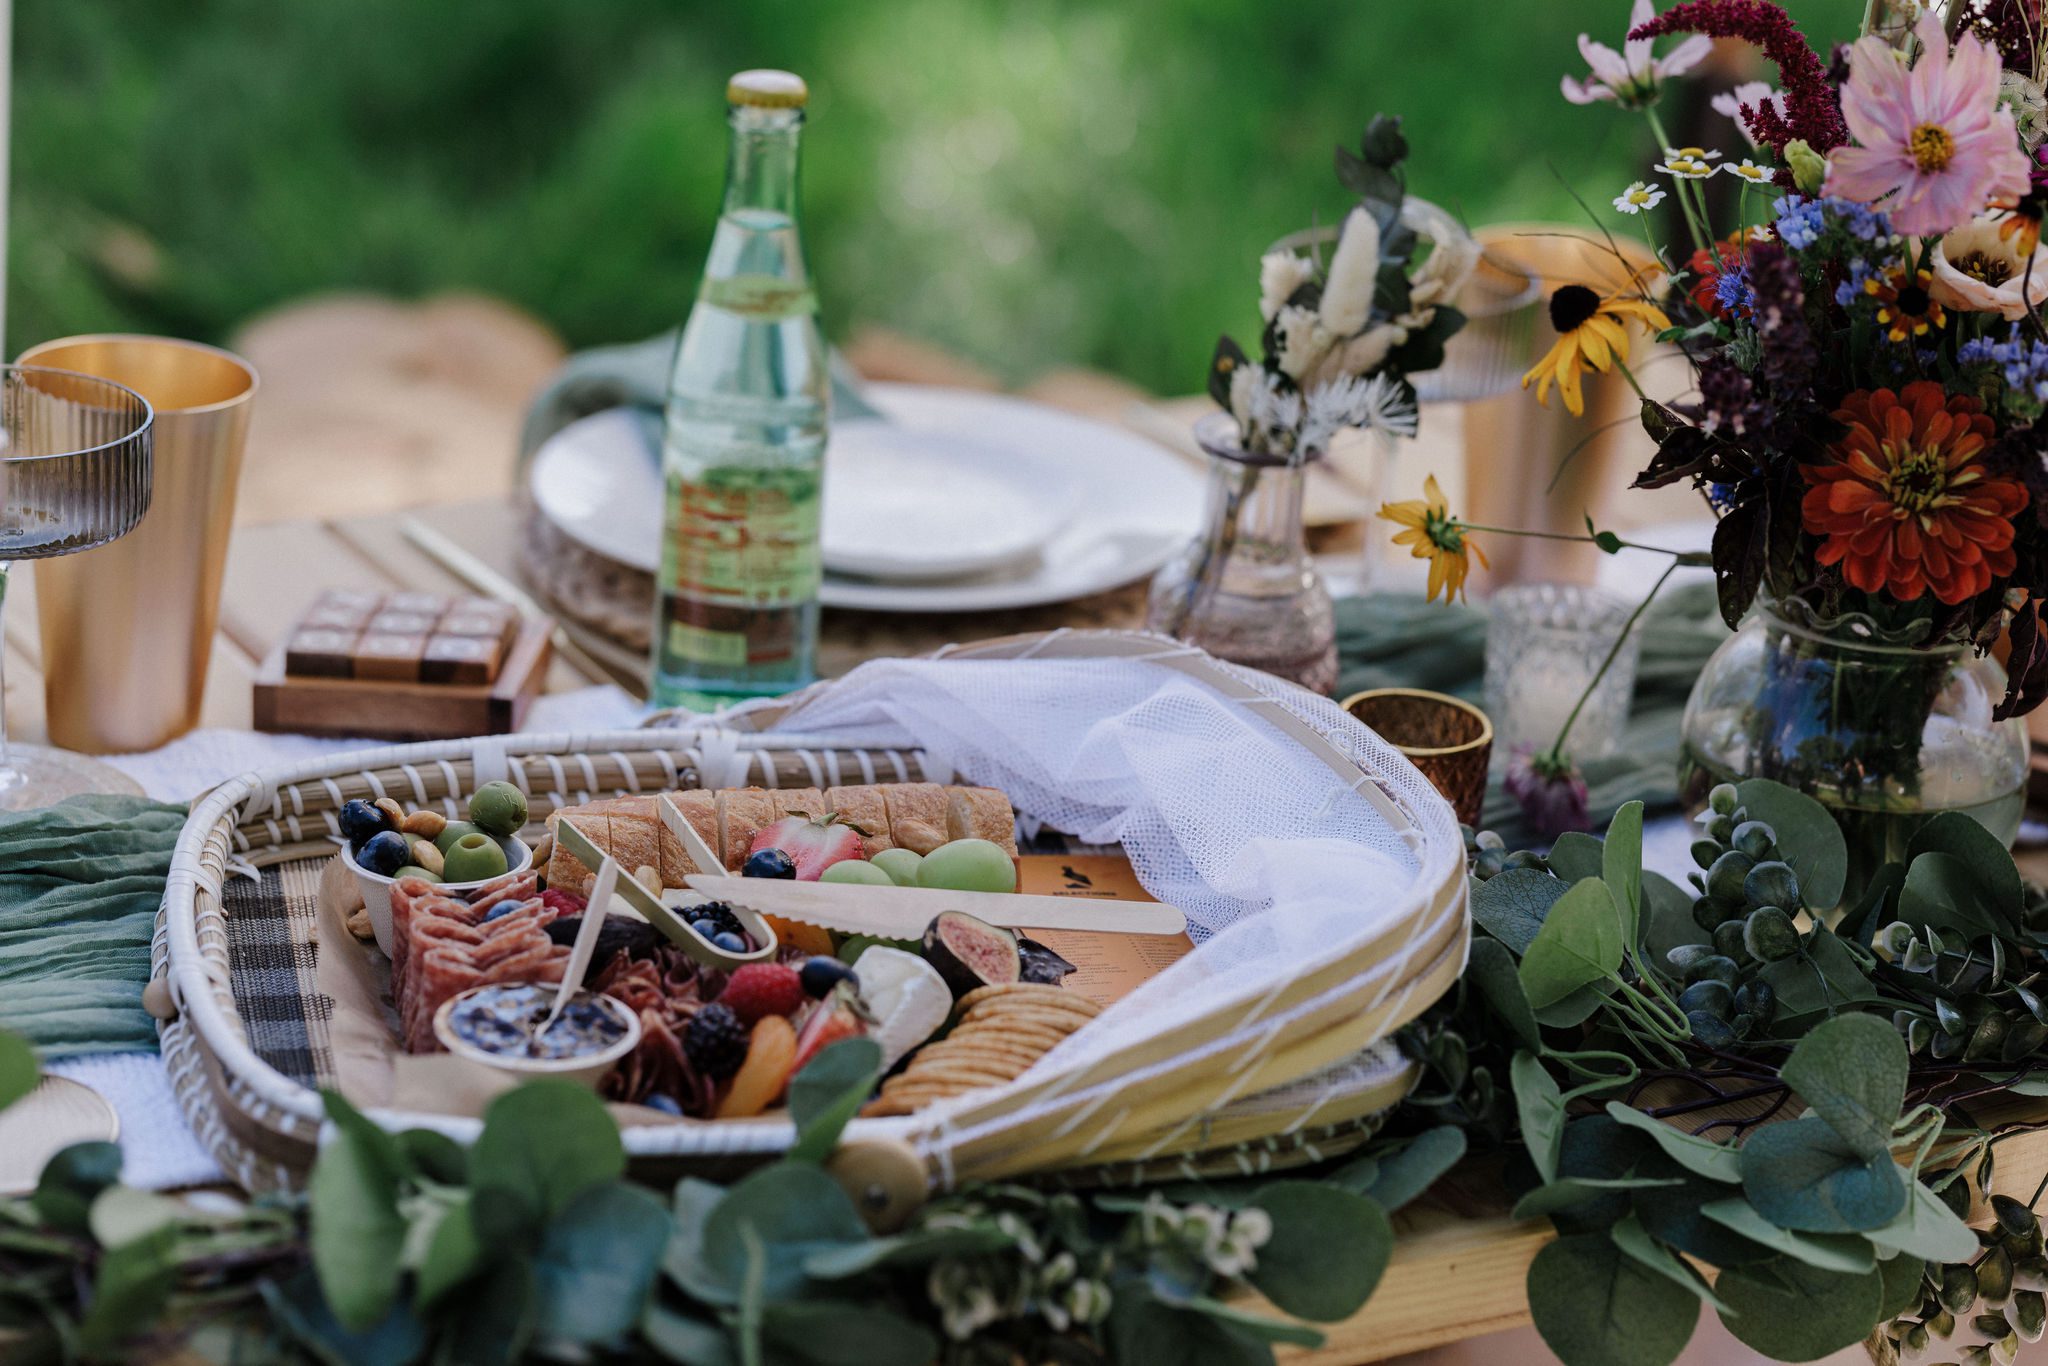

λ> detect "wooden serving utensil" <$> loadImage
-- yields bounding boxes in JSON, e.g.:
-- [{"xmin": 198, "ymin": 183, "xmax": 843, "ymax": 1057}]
[{"xmin": 686, "ymin": 874, "xmax": 1188, "ymax": 939}]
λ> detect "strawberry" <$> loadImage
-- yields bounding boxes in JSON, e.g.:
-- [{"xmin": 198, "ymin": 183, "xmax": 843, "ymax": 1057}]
[
  {"xmin": 789, "ymin": 983, "xmax": 870, "ymax": 1078},
  {"xmin": 716, "ymin": 962, "xmax": 806, "ymax": 1025},
  {"xmin": 748, "ymin": 811, "xmax": 867, "ymax": 881}
]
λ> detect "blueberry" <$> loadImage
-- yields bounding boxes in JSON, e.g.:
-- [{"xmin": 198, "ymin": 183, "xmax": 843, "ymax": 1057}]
[
  {"xmin": 712, "ymin": 931, "xmax": 746, "ymax": 953},
  {"xmin": 800, "ymin": 955, "xmax": 858, "ymax": 999},
  {"xmin": 690, "ymin": 918, "xmax": 718, "ymax": 938},
  {"xmin": 645, "ymin": 1093, "xmax": 683, "ymax": 1116},
  {"xmin": 742, "ymin": 848, "xmax": 796, "ymax": 879},
  {"xmin": 356, "ymin": 830, "xmax": 412, "ymax": 878},
  {"xmin": 339, "ymin": 798, "xmax": 392, "ymax": 847},
  {"xmin": 483, "ymin": 901, "xmax": 518, "ymax": 923}
]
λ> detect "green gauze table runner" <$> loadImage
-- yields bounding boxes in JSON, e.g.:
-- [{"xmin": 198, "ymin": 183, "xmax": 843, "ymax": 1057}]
[
  {"xmin": 0, "ymin": 793, "xmax": 185, "ymax": 1057},
  {"xmin": 1333, "ymin": 581, "xmax": 1730, "ymax": 845}
]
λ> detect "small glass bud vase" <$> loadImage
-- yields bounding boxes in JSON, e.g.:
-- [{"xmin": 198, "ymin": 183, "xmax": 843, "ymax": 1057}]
[{"xmin": 1145, "ymin": 413, "xmax": 1337, "ymax": 693}]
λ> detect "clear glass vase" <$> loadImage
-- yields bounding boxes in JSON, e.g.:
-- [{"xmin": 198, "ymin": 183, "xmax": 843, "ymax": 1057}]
[
  {"xmin": 1678, "ymin": 598, "xmax": 2029, "ymax": 907},
  {"xmin": 1145, "ymin": 413, "xmax": 1336, "ymax": 694}
]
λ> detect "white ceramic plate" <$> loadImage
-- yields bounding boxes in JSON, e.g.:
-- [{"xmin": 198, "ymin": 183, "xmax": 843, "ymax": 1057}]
[{"xmin": 527, "ymin": 383, "xmax": 1207, "ymax": 614}]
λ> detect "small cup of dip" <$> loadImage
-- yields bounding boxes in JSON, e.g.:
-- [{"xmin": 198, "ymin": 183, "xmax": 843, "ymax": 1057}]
[{"xmin": 432, "ymin": 982, "xmax": 640, "ymax": 1090}]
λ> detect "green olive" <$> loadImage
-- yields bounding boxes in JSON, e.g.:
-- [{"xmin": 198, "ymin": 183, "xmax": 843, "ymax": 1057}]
[
  {"xmin": 392, "ymin": 864, "xmax": 440, "ymax": 883},
  {"xmin": 442, "ymin": 831, "xmax": 510, "ymax": 883},
  {"xmin": 467, "ymin": 781, "xmax": 528, "ymax": 837},
  {"xmin": 434, "ymin": 819, "xmax": 484, "ymax": 853}
]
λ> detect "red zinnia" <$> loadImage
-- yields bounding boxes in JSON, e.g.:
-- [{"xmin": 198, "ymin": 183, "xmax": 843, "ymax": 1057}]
[
  {"xmin": 1688, "ymin": 228, "xmax": 1768, "ymax": 319},
  {"xmin": 1800, "ymin": 381, "xmax": 2028, "ymax": 605}
]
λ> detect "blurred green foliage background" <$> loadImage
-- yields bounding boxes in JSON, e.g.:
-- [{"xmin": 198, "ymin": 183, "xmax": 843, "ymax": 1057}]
[{"xmin": 12, "ymin": 0, "xmax": 1847, "ymax": 393}]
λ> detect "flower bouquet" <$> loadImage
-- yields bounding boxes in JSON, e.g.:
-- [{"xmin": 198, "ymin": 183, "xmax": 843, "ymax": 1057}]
[
  {"xmin": 1413, "ymin": 0, "xmax": 2048, "ymax": 885},
  {"xmin": 1146, "ymin": 116, "xmax": 1477, "ymax": 693}
]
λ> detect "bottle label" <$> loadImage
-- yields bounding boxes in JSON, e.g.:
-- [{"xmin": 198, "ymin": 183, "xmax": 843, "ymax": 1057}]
[{"xmin": 657, "ymin": 463, "xmax": 821, "ymax": 671}]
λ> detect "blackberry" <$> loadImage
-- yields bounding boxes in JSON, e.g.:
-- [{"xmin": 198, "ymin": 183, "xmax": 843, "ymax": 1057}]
[{"xmin": 684, "ymin": 1003, "xmax": 750, "ymax": 1079}]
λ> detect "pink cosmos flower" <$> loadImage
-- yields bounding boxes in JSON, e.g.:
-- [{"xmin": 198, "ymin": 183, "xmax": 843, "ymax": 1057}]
[
  {"xmin": 1825, "ymin": 14, "xmax": 2032, "ymax": 238},
  {"xmin": 1562, "ymin": 0, "xmax": 1713, "ymax": 110},
  {"xmin": 1710, "ymin": 81, "xmax": 1786, "ymax": 148}
]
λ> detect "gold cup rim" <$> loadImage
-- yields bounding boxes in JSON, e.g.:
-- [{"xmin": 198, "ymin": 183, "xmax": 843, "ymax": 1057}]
[
  {"xmin": 1338, "ymin": 687, "xmax": 1495, "ymax": 758},
  {"xmin": 17, "ymin": 333, "xmax": 259, "ymax": 416}
]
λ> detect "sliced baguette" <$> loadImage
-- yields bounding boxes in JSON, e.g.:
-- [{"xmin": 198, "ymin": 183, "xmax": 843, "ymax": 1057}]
[
  {"xmin": 715, "ymin": 788, "xmax": 776, "ymax": 871},
  {"xmin": 767, "ymin": 787, "xmax": 826, "ymax": 822},
  {"xmin": 607, "ymin": 797, "xmax": 665, "ymax": 884},
  {"xmin": 546, "ymin": 805, "xmax": 615, "ymax": 895},
  {"xmin": 946, "ymin": 786, "xmax": 1018, "ymax": 855},
  {"xmin": 882, "ymin": 782, "xmax": 951, "ymax": 855},
  {"xmin": 826, "ymin": 785, "xmax": 893, "ymax": 855}
]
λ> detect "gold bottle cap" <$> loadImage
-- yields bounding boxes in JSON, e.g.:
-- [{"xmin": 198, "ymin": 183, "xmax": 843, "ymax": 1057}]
[{"xmin": 727, "ymin": 69, "xmax": 808, "ymax": 109}]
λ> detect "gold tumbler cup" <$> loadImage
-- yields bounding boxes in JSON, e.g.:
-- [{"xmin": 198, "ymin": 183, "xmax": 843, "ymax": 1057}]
[
  {"xmin": 21, "ymin": 335, "xmax": 257, "ymax": 753},
  {"xmin": 1341, "ymin": 687, "xmax": 1495, "ymax": 828}
]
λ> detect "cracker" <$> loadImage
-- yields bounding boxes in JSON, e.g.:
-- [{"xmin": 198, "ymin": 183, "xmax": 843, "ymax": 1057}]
[{"xmin": 955, "ymin": 983, "xmax": 1100, "ymax": 1017}]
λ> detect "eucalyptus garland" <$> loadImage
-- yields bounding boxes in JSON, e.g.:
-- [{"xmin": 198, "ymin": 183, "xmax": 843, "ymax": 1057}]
[{"xmin": 8, "ymin": 779, "xmax": 2048, "ymax": 1365}]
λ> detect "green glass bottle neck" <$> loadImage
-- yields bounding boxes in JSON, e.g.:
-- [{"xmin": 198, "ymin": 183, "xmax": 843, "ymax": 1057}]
[{"xmin": 721, "ymin": 106, "xmax": 804, "ymax": 219}]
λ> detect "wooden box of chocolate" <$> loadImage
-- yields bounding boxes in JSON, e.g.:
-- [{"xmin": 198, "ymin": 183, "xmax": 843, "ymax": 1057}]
[{"xmin": 252, "ymin": 589, "xmax": 553, "ymax": 740}]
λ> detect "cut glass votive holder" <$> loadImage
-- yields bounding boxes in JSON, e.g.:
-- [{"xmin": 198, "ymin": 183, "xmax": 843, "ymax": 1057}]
[{"xmin": 1482, "ymin": 583, "xmax": 1641, "ymax": 761}]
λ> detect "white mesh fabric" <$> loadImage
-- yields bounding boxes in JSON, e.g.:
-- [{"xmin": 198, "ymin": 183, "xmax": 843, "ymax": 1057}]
[{"xmin": 711, "ymin": 632, "xmax": 1462, "ymax": 1038}]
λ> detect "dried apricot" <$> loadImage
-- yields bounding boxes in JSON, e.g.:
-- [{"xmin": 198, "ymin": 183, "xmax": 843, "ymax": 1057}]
[
  {"xmin": 715, "ymin": 1014, "xmax": 797, "ymax": 1119},
  {"xmin": 763, "ymin": 913, "xmax": 835, "ymax": 957}
]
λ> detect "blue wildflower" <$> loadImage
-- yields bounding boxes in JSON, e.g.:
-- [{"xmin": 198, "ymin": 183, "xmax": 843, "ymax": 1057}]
[
  {"xmin": 1715, "ymin": 267, "xmax": 1754, "ymax": 320},
  {"xmin": 1774, "ymin": 194, "xmax": 1892, "ymax": 251}
]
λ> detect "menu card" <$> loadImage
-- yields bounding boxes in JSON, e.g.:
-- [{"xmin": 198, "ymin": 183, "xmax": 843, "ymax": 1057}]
[{"xmin": 1016, "ymin": 854, "xmax": 1195, "ymax": 1006}]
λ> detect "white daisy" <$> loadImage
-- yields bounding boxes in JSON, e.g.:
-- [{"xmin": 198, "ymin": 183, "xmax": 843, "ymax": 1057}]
[
  {"xmin": 1723, "ymin": 159, "xmax": 1774, "ymax": 184},
  {"xmin": 1655, "ymin": 149, "xmax": 1718, "ymax": 179},
  {"xmin": 1612, "ymin": 180, "xmax": 1668, "ymax": 214}
]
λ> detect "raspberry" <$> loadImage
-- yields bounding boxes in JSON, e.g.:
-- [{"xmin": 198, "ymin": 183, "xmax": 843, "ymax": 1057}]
[
  {"xmin": 716, "ymin": 963, "xmax": 806, "ymax": 1025},
  {"xmin": 684, "ymin": 1003, "xmax": 750, "ymax": 1079}
]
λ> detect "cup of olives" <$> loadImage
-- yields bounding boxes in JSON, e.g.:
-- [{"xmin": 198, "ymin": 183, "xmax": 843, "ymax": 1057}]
[{"xmin": 346, "ymin": 821, "xmax": 532, "ymax": 957}]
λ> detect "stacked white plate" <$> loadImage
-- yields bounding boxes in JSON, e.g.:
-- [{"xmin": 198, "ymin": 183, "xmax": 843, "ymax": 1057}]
[{"xmin": 528, "ymin": 384, "xmax": 1208, "ymax": 614}]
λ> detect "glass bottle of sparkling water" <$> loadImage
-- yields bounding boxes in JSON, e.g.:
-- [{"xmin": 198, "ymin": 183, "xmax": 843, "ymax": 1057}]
[{"xmin": 650, "ymin": 68, "xmax": 827, "ymax": 709}]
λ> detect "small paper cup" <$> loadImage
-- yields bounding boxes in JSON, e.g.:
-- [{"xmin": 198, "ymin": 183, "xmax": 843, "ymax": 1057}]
[
  {"xmin": 1340, "ymin": 688, "xmax": 1494, "ymax": 828},
  {"xmin": 432, "ymin": 984, "xmax": 641, "ymax": 1091},
  {"xmin": 348, "ymin": 834, "xmax": 532, "ymax": 956}
]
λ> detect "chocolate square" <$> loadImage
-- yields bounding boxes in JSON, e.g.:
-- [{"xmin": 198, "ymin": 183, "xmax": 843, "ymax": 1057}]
[
  {"xmin": 301, "ymin": 603, "xmax": 373, "ymax": 631},
  {"xmin": 386, "ymin": 592, "xmax": 449, "ymax": 618},
  {"xmin": 314, "ymin": 588, "xmax": 384, "ymax": 615},
  {"xmin": 421, "ymin": 632, "xmax": 503, "ymax": 685},
  {"xmin": 353, "ymin": 632, "xmax": 427, "ymax": 682},
  {"xmin": 285, "ymin": 627, "xmax": 359, "ymax": 677},
  {"xmin": 367, "ymin": 610, "xmax": 439, "ymax": 637},
  {"xmin": 439, "ymin": 607, "xmax": 517, "ymax": 643}
]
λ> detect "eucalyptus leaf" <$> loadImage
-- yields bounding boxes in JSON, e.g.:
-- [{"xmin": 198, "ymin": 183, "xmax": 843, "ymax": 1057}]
[
  {"xmin": 1512, "ymin": 1176, "xmax": 1684, "ymax": 1221},
  {"xmin": 32, "ymin": 1141, "xmax": 122, "ymax": 1234},
  {"xmin": 1527, "ymin": 1233, "xmax": 1700, "ymax": 1366},
  {"xmin": 470, "ymin": 1080, "xmax": 624, "ymax": 1223},
  {"xmin": 1470, "ymin": 868, "xmax": 1566, "ymax": 956},
  {"xmin": 1610, "ymin": 1211, "xmax": 1732, "ymax": 1314},
  {"xmin": 1602, "ymin": 1103, "xmax": 1741, "ymax": 1184},
  {"xmin": 1778, "ymin": 1012, "xmax": 1906, "ymax": 1159},
  {"xmin": 1642, "ymin": 871, "xmax": 1709, "ymax": 963},
  {"xmin": 1546, "ymin": 832, "xmax": 1606, "ymax": 885},
  {"xmin": 1897, "ymin": 851, "xmax": 2003, "ymax": 941},
  {"xmin": 1837, "ymin": 861, "xmax": 1906, "ymax": 957},
  {"xmin": 1758, "ymin": 929, "xmax": 1882, "ymax": 1025},
  {"xmin": 261, "ymin": 1267, "xmax": 429, "ymax": 1366},
  {"xmin": 1734, "ymin": 780, "xmax": 1847, "ymax": 911},
  {"xmin": 308, "ymin": 1107, "xmax": 409, "ymax": 1331},
  {"xmin": 1699, "ymin": 1198, "xmax": 1877, "ymax": 1272},
  {"xmin": 1865, "ymin": 1176, "xmax": 1979, "ymax": 1263},
  {"xmin": 662, "ymin": 1178, "xmax": 732, "ymax": 1305},
  {"xmin": 1178, "ymin": 1295, "xmax": 1324, "ymax": 1347},
  {"xmin": 1518, "ymin": 879, "xmax": 1624, "ymax": 1011},
  {"xmin": 1715, "ymin": 1255, "xmax": 1885, "ymax": 1360},
  {"xmin": 86, "ymin": 1187, "xmax": 187, "ymax": 1250},
  {"xmin": 1532, "ymin": 984, "xmax": 1607, "ymax": 1029},
  {"xmin": 1603, "ymin": 801, "xmax": 1644, "ymax": 946},
  {"xmin": 1741, "ymin": 1116, "xmax": 1906, "ymax": 1233},
  {"xmin": 1908, "ymin": 810, "xmax": 2023, "ymax": 923},
  {"xmin": 531, "ymin": 1181, "xmax": 670, "ymax": 1347},
  {"xmin": 1877, "ymin": 1253, "xmax": 1929, "ymax": 1321},
  {"xmin": 1244, "ymin": 1182, "xmax": 1392, "ymax": 1321},
  {"xmin": 1512, "ymin": 1052, "xmax": 1566, "ymax": 1184},
  {"xmin": 1633, "ymin": 1174, "xmax": 1778, "ymax": 1268},
  {"xmin": 435, "ymin": 1263, "xmax": 534, "ymax": 1366},
  {"xmin": 415, "ymin": 1194, "xmax": 484, "ymax": 1309},
  {"xmin": 0, "ymin": 1030, "xmax": 35, "ymax": 1112},
  {"xmin": 759, "ymin": 1299, "xmax": 941, "ymax": 1366},
  {"xmin": 1106, "ymin": 1288, "xmax": 1275, "ymax": 1366},
  {"xmin": 75, "ymin": 1223, "xmax": 180, "ymax": 1356},
  {"xmin": 803, "ymin": 1224, "xmax": 1016, "ymax": 1278},
  {"xmin": 699, "ymin": 1163, "xmax": 870, "ymax": 1302},
  {"xmin": 642, "ymin": 1303, "xmax": 737, "ymax": 1366},
  {"xmin": 1466, "ymin": 938, "xmax": 1542, "ymax": 1053},
  {"xmin": 787, "ymin": 1037, "xmax": 882, "ymax": 1164},
  {"xmin": 398, "ymin": 1128, "xmax": 469, "ymax": 1187},
  {"xmin": 1352, "ymin": 1127, "xmax": 1467, "ymax": 1213}
]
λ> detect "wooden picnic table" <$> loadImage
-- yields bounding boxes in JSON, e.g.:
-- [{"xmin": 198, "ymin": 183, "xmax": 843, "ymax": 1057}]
[{"xmin": 0, "ymin": 384, "xmax": 1882, "ymax": 1365}]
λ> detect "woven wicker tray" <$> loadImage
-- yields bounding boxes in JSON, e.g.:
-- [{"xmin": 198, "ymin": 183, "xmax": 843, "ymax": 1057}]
[{"xmin": 153, "ymin": 631, "xmax": 1468, "ymax": 1191}]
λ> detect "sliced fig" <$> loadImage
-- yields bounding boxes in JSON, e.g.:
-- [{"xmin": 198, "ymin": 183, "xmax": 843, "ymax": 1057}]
[
  {"xmin": 1016, "ymin": 937, "xmax": 1076, "ymax": 986},
  {"xmin": 545, "ymin": 913, "xmax": 663, "ymax": 981},
  {"xmin": 922, "ymin": 910, "xmax": 1020, "ymax": 996}
]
